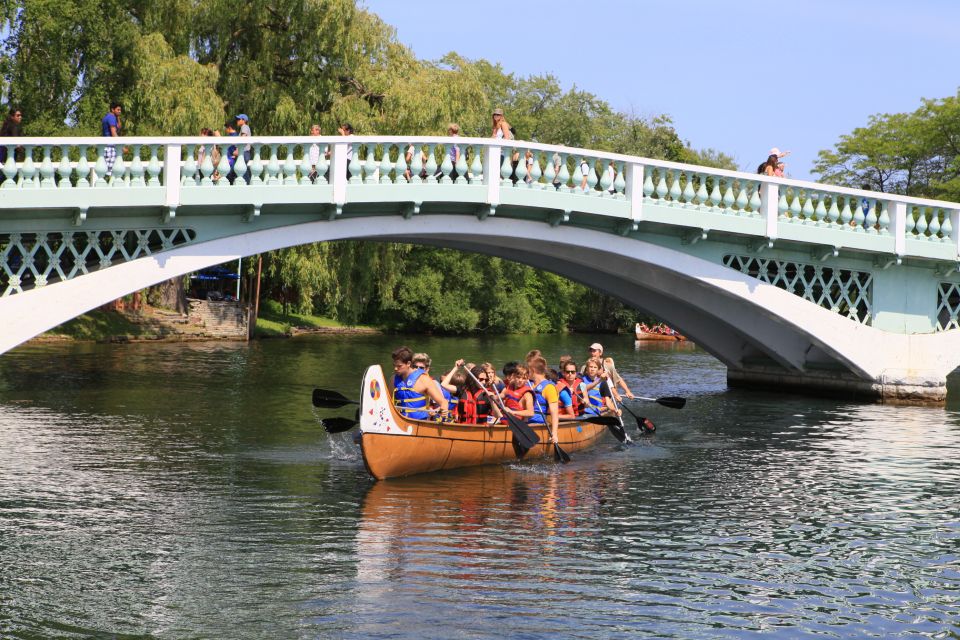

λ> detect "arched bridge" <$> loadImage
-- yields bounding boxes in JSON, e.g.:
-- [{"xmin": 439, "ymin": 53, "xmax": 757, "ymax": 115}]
[{"xmin": 3, "ymin": 135, "xmax": 960, "ymax": 403}]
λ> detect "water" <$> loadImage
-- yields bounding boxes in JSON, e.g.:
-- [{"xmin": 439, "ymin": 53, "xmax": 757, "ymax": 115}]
[{"xmin": 1, "ymin": 336, "xmax": 958, "ymax": 638}]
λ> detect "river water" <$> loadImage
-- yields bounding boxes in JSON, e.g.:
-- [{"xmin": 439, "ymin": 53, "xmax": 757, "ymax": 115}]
[{"xmin": 0, "ymin": 335, "xmax": 958, "ymax": 638}]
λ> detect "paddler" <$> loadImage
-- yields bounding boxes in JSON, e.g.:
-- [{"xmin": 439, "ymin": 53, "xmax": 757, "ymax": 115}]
[
  {"xmin": 391, "ymin": 346, "xmax": 449, "ymax": 420},
  {"xmin": 527, "ymin": 356, "xmax": 559, "ymax": 445}
]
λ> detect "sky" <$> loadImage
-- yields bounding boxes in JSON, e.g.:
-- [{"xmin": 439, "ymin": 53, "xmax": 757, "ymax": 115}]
[{"xmin": 361, "ymin": 0, "xmax": 960, "ymax": 181}]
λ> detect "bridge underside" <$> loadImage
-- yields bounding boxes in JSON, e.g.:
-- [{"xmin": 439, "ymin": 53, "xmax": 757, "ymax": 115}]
[{"xmin": 2, "ymin": 215, "xmax": 959, "ymax": 403}]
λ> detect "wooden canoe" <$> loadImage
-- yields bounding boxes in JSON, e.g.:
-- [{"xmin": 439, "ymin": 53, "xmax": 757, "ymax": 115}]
[
  {"xmin": 358, "ymin": 364, "xmax": 609, "ymax": 480},
  {"xmin": 635, "ymin": 328, "xmax": 686, "ymax": 341}
]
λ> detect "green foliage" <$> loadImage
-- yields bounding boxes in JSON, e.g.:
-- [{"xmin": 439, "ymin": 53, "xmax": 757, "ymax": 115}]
[{"xmin": 814, "ymin": 89, "xmax": 960, "ymax": 202}]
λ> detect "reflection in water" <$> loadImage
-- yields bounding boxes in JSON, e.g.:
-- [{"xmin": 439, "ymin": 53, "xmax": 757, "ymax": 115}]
[{"xmin": 1, "ymin": 337, "xmax": 959, "ymax": 638}]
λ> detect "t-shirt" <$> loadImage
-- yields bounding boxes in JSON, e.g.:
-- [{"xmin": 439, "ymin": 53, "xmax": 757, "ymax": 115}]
[
  {"xmin": 558, "ymin": 387, "xmax": 573, "ymax": 409},
  {"xmin": 239, "ymin": 123, "xmax": 252, "ymax": 152},
  {"xmin": 101, "ymin": 113, "xmax": 119, "ymax": 137},
  {"xmin": 540, "ymin": 382, "xmax": 559, "ymax": 405}
]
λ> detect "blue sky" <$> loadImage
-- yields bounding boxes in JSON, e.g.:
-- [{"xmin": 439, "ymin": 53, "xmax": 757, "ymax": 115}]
[{"xmin": 362, "ymin": 0, "xmax": 960, "ymax": 181}]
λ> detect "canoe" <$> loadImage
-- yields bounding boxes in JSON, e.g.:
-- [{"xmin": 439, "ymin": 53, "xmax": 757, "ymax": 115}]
[
  {"xmin": 635, "ymin": 329, "xmax": 686, "ymax": 341},
  {"xmin": 357, "ymin": 364, "xmax": 609, "ymax": 480}
]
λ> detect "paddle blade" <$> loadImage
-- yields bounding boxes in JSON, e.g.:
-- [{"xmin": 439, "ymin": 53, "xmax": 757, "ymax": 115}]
[
  {"xmin": 638, "ymin": 417, "xmax": 656, "ymax": 434},
  {"xmin": 553, "ymin": 442, "xmax": 571, "ymax": 464},
  {"xmin": 505, "ymin": 413, "xmax": 540, "ymax": 450},
  {"xmin": 312, "ymin": 388, "xmax": 359, "ymax": 408},
  {"xmin": 656, "ymin": 396, "xmax": 686, "ymax": 409},
  {"xmin": 580, "ymin": 415, "xmax": 622, "ymax": 427},
  {"xmin": 322, "ymin": 416, "xmax": 358, "ymax": 434}
]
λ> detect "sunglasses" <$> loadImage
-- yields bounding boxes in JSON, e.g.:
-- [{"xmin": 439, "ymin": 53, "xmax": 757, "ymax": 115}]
[{"xmin": 564, "ymin": 370, "xmax": 577, "ymax": 374}]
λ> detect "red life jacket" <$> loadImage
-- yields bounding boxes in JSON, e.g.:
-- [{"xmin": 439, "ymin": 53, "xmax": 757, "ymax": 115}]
[
  {"xmin": 502, "ymin": 385, "xmax": 532, "ymax": 412},
  {"xmin": 556, "ymin": 376, "xmax": 583, "ymax": 415},
  {"xmin": 458, "ymin": 388, "xmax": 491, "ymax": 424}
]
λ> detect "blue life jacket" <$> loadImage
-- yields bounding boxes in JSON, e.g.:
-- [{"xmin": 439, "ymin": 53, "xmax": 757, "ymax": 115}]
[
  {"xmin": 393, "ymin": 368, "xmax": 429, "ymax": 419},
  {"xmin": 529, "ymin": 379, "xmax": 555, "ymax": 425},
  {"xmin": 580, "ymin": 375, "xmax": 605, "ymax": 416},
  {"xmin": 436, "ymin": 379, "xmax": 457, "ymax": 413}
]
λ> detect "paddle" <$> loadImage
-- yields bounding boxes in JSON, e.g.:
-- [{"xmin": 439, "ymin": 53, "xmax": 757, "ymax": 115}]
[
  {"xmin": 618, "ymin": 402, "xmax": 657, "ymax": 434},
  {"xmin": 312, "ymin": 388, "xmax": 359, "ymax": 409},
  {"xmin": 608, "ymin": 393, "xmax": 633, "ymax": 445},
  {"xmin": 461, "ymin": 366, "xmax": 541, "ymax": 452},
  {"xmin": 630, "ymin": 395, "xmax": 686, "ymax": 410},
  {"xmin": 322, "ymin": 416, "xmax": 359, "ymax": 434}
]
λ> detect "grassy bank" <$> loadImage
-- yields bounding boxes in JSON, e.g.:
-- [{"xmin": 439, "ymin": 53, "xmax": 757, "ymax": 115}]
[
  {"xmin": 254, "ymin": 307, "xmax": 377, "ymax": 337},
  {"xmin": 45, "ymin": 310, "xmax": 154, "ymax": 340}
]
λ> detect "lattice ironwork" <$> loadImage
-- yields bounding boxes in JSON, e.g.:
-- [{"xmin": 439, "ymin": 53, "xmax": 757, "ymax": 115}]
[
  {"xmin": 723, "ymin": 254, "xmax": 873, "ymax": 324},
  {"xmin": 936, "ymin": 282, "xmax": 960, "ymax": 331},
  {"xmin": 1, "ymin": 228, "xmax": 196, "ymax": 296}
]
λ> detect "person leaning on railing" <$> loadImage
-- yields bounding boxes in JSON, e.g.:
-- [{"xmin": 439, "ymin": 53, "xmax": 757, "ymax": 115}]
[{"xmin": 0, "ymin": 108, "xmax": 25, "ymax": 173}]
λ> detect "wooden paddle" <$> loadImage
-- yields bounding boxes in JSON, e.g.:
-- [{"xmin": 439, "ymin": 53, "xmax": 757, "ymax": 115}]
[{"xmin": 631, "ymin": 395, "xmax": 686, "ymax": 409}]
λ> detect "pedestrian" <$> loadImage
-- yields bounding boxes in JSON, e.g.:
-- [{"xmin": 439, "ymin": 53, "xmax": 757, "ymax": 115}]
[
  {"xmin": 307, "ymin": 124, "xmax": 326, "ymax": 183},
  {"xmin": 235, "ymin": 114, "xmax": 252, "ymax": 183},
  {"xmin": 337, "ymin": 122, "xmax": 355, "ymax": 179},
  {"xmin": 223, "ymin": 120, "xmax": 239, "ymax": 185},
  {"xmin": 447, "ymin": 123, "xmax": 461, "ymax": 181},
  {"xmin": 0, "ymin": 108, "xmax": 25, "ymax": 163},
  {"xmin": 757, "ymin": 154, "xmax": 778, "ymax": 176},
  {"xmin": 101, "ymin": 102, "xmax": 123, "ymax": 179}
]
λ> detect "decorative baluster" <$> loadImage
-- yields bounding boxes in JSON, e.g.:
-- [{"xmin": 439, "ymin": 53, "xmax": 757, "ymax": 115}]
[
  {"xmin": 928, "ymin": 208, "xmax": 941, "ymax": 240},
  {"xmin": 146, "ymin": 145, "xmax": 162, "ymax": 186},
  {"xmin": 250, "ymin": 145, "xmax": 264, "ymax": 185},
  {"xmin": 455, "ymin": 145, "xmax": 468, "ymax": 185},
  {"xmin": 598, "ymin": 159, "xmax": 613, "ymax": 195},
  {"xmin": 515, "ymin": 151, "xmax": 529, "ymax": 187},
  {"xmin": 814, "ymin": 193, "xmax": 827, "ymax": 226},
  {"xmin": 424, "ymin": 144, "xmax": 438, "ymax": 184},
  {"xmin": 681, "ymin": 171, "xmax": 695, "ymax": 206},
  {"xmin": 197, "ymin": 146, "xmax": 213, "ymax": 185},
  {"xmin": 1, "ymin": 147, "xmax": 17, "ymax": 188},
  {"xmin": 233, "ymin": 151, "xmax": 247, "ymax": 187},
  {"xmin": 840, "ymin": 197, "xmax": 852, "ymax": 227},
  {"xmin": 439, "ymin": 144, "xmax": 453, "ymax": 184},
  {"xmin": 788, "ymin": 189, "xmax": 802, "ymax": 219},
  {"xmin": 914, "ymin": 206, "xmax": 928, "ymax": 238},
  {"xmin": 877, "ymin": 201, "xmax": 891, "ymax": 235},
  {"xmin": 557, "ymin": 153, "xmax": 570, "ymax": 191},
  {"xmin": 57, "ymin": 146, "xmax": 73, "ymax": 189},
  {"xmin": 394, "ymin": 144, "xmax": 409, "ymax": 183},
  {"xmin": 708, "ymin": 175, "xmax": 721, "ymax": 208},
  {"xmin": 314, "ymin": 145, "xmax": 328, "ymax": 185},
  {"xmin": 748, "ymin": 181, "xmax": 762, "ymax": 214},
  {"xmin": 380, "ymin": 144, "xmax": 394, "ymax": 184},
  {"xmin": 93, "ymin": 146, "xmax": 109, "ymax": 187},
  {"xmin": 543, "ymin": 152, "xmax": 556, "ymax": 190},
  {"xmin": 183, "ymin": 145, "xmax": 198, "ymax": 185},
  {"xmin": 852, "ymin": 198, "xmax": 865, "ymax": 231},
  {"xmin": 904, "ymin": 206, "xmax": 917, "ymax": 236},
  {"xmin": 643, "ymin": 166, "xmax": 655, "ymax": 198},
  {"xmin": 529, "ymin": 151, "xmax": 542, "ymax": 189},
  {"xmin": 349, "ymin": 143, "xmax": 361, "ymax": 184},
  {"xmin": 266, "ymin": 145, "xmax": 281, "ymax": 185},
  {"xmin": 721, "ymin": 178, "xmax": 735, "ymax": 210},
  {"xmin": 215, "ymin": 146, "xmax": 231, "ymax": 185},
  {"xmin": 500, "ymin": 149, "xmax": 513, "ymax": 187},
  {"xmin": 298, "ymin": 145, "xmax": 312, "ymax": 185},
  {"xmin": 469, "ymin": 145, "xmax": 482, "ymax": 184},
  {"xmin": 76, "ymin": 146, "xmax": 90, "ymax": 188},
  {"xmin": 735, "ymin": 179, "xmax": 749, "ymax": 213},
  {"xmin": 614, "ymin": 162, "xmax": 626, "ymax": 199},
  {"xmin": 826, "ymin": 196, "xmax": 839, "ymax": 226},
  {"xmin": 777, "ymin": 188, "xmax": 789, "ymax": 219},
  {"xmin": 940, "ymin": 210, "xmax": 953, "ymax": 243},
  {"xmin": 111, "ymin": 149, "xmax": 127, "ymax": 187},
  {"xmin": 20, "ymin": 148, "xmax": 36, "ymax": 188},
  {"xmin": 695, "ymin": 174, "xmax": 708, "ymax": 205},
  {"xmin": 283, "ymin": 146, "xmax": 298, "ymax": 185},
  {"xmin": 801, "ymin": 191, "xmax": 814, "ymax": 223},
  {"xmin": 667, "ymin": 170, "xmax": 681, "ymax": 203},
  {"xmin": 363, "ymin": 144, "xmax": 377, "ymax": 184},
  {"xmin": 410, "ymin": 144, "xmax": 423, "ymax": 184},
  {"xmin": 129, "ymin": 145, "xmax": 145, "ymax": 187},
  {"xmin": 864, "ymin": 199, "xmax": 878, "ymax": 233},
  {"xmin": 655, "ymin": 169, "xmax": 668, "ymax": 200},
  {"xmin": 39, "ymin": 145, "xmax": 55, "ymax": 188}
]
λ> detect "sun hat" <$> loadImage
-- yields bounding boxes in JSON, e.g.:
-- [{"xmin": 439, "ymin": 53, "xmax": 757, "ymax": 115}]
[
  {"xmin": 589, "ymin": 343, "xmax": 603, "ymax": 351},
  {"xmin": 769, "ymin": 147, "xmax": 781, "ymax": 156}
]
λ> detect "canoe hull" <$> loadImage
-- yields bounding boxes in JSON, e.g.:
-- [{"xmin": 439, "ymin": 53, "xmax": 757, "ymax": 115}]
[
  {"xmin": 357, "ymin": 365, "xmax": 608, "ymax": 480},
  {"xmin": 635, "ymin": 330, "xmax": 685, "ymax": 341}
]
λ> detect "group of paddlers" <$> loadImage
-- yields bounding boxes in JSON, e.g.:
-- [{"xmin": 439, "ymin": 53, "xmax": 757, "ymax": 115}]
[
  {"xmin": 636, "ymin": 322, "xmax": 680, "ymax": 336},
  {"xmin": 390, "ymin": 343, "xmax": 634, "ymax": 445}
]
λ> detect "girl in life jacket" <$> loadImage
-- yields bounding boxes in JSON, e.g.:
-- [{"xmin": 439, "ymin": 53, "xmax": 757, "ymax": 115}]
[
  {"xmin": 499, "ymin": 364, "xmax": 535, "ymax": 424},
  {"xmin": 457, "ymin": 365, "xmax": 499, "ymax": 425},
  {"xmin": 555, "ymin": 360, "xmax": 585, "ymax": 417},
  {"xmin": 580, "ymin": 357, "xmax": 621, "ymax": 417}
]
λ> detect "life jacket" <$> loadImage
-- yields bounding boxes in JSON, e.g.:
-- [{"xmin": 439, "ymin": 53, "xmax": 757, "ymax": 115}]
[
  {"xmin": 434, "ymin": 379, "xmax": 457, "ymax": 414},
  {"xmin": 529, "ymin": 379, "xmax": 556, "ymax": 424},
  {"xmin": 502, "ymin": 385, "xmax": 531, "ymax": 412},
  {"xmin": 556, "ymin": 376, "xmax": 583, "ymax": 415},
  {"xmin": 393, "ymin": 368, "xmax": 429, "ymax": 420},
  {"xmin": 580, "ymin": 375, "xmax": 605, "ymax": 416},
  {"xmin": 458, "ymin": 388, "xmax": 490, "ymax": 424}
]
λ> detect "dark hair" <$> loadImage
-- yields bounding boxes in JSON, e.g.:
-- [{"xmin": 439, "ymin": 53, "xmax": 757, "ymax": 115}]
[
  {"xmin": 224, "ymin": 121, "xmax": 236, "ymax": 130},
  {"xmin": 502, "ymin": 361, "xmax": 519, "ymax": 377},
  {"xmin": 546, "ymin": 368, "xmax": 559, "ymax": 382},
  {"xmin": 339, "ymin": 122, "xmax": 354, "ymax": 134},
  {"xmin": 465, "ymin": 365, "xmax": 488, "ymax": 392},
  {"xmin": 8, "ymin": 108, "xmax": 21, "ymax": 117},
  {"xmin": 109, "ymin": 102, "xmax": 123, "ymax": 111},
  {"xmin": 200, "ymin": 127, "xmax": 212, "ymax": 136},
  {"xmin": 391, "ymin": 345, "xmax": 413, "ymax": 364}
]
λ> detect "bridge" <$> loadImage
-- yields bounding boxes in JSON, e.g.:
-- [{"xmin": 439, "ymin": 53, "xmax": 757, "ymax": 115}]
[{"xmin": 3, "ymin": 135, "xmax": 960, "ymax": 403}]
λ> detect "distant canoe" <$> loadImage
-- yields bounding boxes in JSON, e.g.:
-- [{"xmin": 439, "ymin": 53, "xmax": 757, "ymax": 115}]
[
  {"xmin": 636, "ymin": 328, "xmax": 686, "ymax": 341},
  {"xmin": 357, "ymin": 365, "xmax": 608, "ymax": 480}
]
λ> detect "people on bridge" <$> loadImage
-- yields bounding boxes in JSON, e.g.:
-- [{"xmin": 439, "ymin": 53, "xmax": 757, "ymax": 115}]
[
  {"xmin": 307, "ymin": 124, "xmax": 328, "ymax": 184},
  {"xmin": 0, "ymin": 108, "xmax": 25, "ymax": 171},
  {"xmin": 223, "ymin": 120, "xmax": 239, "ymax": 185},
  {"xmin": 338, "ymin": 122, "xmax": 355, "ymax": 179},
  {"xmin": 391, "ymin": 346, "xmax": 449, "ymax": 421},
  {"xmin": 235, "ymin": 114, "xmax": 252, "ymax": 184},
  {"xmin": 101, "ymin": 102, "xmax": 123, "ymax": 179}
]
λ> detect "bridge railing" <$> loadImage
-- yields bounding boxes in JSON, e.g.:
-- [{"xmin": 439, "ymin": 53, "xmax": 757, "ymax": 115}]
[{"xmin": 2, "ymin": 136, "xmax": 959, "ymax": 263}]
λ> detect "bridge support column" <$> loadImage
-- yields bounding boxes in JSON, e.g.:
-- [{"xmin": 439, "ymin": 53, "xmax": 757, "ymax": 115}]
[{"xmin": 727, "ymin": 365, "xmax": 946, "ymax": 404}]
